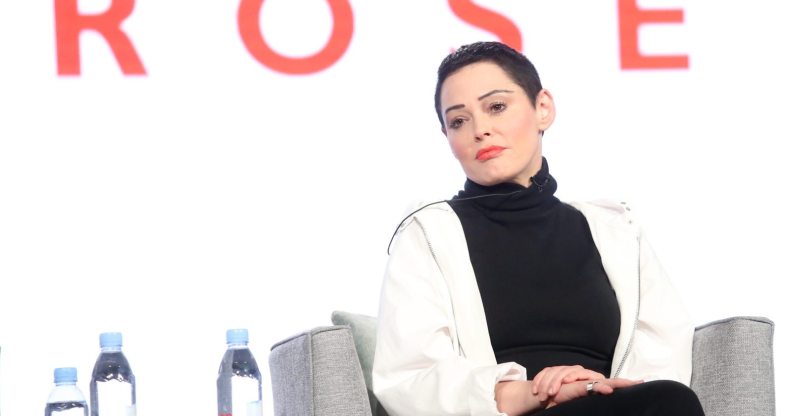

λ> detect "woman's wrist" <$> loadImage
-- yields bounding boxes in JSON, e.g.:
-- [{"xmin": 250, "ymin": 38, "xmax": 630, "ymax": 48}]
[{"xmin": 495, "ymin": 380, "xmax": 545, "ymax": 415}]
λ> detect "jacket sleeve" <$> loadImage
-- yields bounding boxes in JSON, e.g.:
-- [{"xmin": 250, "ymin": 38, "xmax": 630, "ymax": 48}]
[
  {"xmin": 372, "ymin": 218, "xmax": 526, "ymax": 416},
  {"xmin": 623, "ymin": 225, "xmax": 694, "ymax": 385}
]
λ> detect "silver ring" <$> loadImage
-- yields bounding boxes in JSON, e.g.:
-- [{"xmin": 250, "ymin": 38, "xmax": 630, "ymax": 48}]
[{"xmin": 586, "ymin": 381, "xmax": 600, "ymax": 396}]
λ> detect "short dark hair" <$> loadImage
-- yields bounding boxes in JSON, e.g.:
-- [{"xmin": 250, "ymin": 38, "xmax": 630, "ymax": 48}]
[{"xmin": 434, "ymin": 41, "xmax": 543, "ymax": 129}]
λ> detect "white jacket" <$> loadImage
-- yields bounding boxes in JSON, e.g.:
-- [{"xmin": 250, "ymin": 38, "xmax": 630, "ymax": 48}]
[{"xmin": 373, "ymin": 200, "xmax": 693, "ymax": 416}]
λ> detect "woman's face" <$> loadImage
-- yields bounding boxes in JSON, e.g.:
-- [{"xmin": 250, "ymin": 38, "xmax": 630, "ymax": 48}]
[{"xmin": 440, "ymin": 61, "xmax": 555, "ymax": 187}]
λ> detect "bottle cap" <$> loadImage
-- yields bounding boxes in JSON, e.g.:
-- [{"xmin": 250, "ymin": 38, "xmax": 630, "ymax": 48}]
[
  {"xmin": 54, "ymin": 367, "xmax": 78, "ymax": 384},
  {"xmin": 100, "ymin": 332, "xmax": 123, "ymax": 348},
  {"xmin": 226, "ymin": 328, "xmax": 249, "ymax": 345}
]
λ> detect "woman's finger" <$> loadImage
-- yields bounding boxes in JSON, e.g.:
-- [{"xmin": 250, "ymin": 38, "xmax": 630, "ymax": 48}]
[
  {"xmin": 536, "ymin": 367, "xmax": 568, "ymax": 400},
  {"xmin": 533, "ymin": 366, "xmax": 604, "ymax": 399},
  {"xmin": 562, "ymin": 369, "xmax": 604, "ymax": 383},
  {"xmin": 606, "ymin": 378, "xmax": 643, "ymax": 389},
  {"xmin": 531, "ymin": 368, "xmax": 549, "ymax": 395},
  {"xmin": 535, "ymin": 367, "xmax": 560, "ymax": 401},
  {"xmin": 545, "ymin": 366, "xmax": 583, "ymax": 396},
  {"xmin": 590, "ymin": 378, "xmax": 642, "ymax": 396},
  {"xmin": 533, "ymin": 366, "xmax": 565, "ymax": 397},
  {"xmin": 593, "ymin": 381, "xmax": 614, "ymax": 395}
]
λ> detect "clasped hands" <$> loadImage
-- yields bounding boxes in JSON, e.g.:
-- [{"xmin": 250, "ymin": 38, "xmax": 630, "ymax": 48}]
[
  {"xmin": 495, "ymin": 365, "xmax": 643, "ymax": 414},
  {"xmin": 531, "ymin": 365, "xmax": 642, "ymax": 407}
]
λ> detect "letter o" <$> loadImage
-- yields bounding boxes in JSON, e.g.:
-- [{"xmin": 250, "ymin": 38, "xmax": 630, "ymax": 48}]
[{"xmin": 238, "ymin": 0, "xmax": 354, "ymax": 75}]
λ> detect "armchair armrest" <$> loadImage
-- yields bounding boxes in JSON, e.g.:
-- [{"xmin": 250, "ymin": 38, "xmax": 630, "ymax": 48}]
[
  {"xmin": 269, "ymin": 326, "xmax": 372, "ymax": 416},
  {"xmin": 691, "ymin": 316, "xmax": 775, "ymax": 416}
]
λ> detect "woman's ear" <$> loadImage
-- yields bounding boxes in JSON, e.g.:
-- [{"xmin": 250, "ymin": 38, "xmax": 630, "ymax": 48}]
[{"xmin": 535, "ymin": 89, "xmax": 556, "ymax": 131}]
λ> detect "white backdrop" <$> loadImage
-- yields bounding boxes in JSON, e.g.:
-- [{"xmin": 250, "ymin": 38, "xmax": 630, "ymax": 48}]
[{"xmin": 0, "ymin": 0, "xmax": 788, "ymax": 415}]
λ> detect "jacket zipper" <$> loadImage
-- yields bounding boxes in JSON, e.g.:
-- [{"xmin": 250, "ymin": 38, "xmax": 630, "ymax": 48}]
[
  {"xmin": 414, "ymin": 217, "xmax": 466, "ymax": 357},
  {"xmin": 613, "ymin": 234, "xmax": 641, "ymax": 378}
]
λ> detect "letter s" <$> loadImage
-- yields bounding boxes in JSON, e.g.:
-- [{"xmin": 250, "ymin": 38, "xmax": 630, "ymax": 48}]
[{"xmin": 448, "ymin": 0, "xmax": 522, "ymax": 51}]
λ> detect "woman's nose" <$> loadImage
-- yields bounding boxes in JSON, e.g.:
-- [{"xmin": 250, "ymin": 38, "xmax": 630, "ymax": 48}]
[{"xmin": 474, "ymin": 120, "xmax": 492, "ymax": 141}]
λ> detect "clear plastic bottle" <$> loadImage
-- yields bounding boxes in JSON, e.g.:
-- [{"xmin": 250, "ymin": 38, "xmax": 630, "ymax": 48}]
[
  {"xmin": 45, "ymin": 367, "xmax": 88, "ymax": 416},
  {"xmin": 89, "ymin": 332, "xmax": 136, "ymax": 416},
  {"xmin": 217, "ymin": 328, "xmax": 263, "ymax": 416}
]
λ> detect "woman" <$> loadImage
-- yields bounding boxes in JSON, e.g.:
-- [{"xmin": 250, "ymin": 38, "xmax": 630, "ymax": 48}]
[{"xmin": 372, "ymin": 42, "xmax": 704, "ymax": 416}]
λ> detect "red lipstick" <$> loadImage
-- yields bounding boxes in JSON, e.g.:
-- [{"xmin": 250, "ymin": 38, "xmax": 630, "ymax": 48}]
[{"xmin": 476, "ymin": 146, "xmax": 505, "ymax": 161}]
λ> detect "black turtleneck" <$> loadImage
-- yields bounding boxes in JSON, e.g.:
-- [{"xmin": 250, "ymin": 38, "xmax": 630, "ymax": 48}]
[{"xmin": 447, "ymin": 158, "xmax": 620, "ymax": 379}]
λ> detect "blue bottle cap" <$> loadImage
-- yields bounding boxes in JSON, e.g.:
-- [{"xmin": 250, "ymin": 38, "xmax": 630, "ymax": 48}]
[
  {"xmin": 100, "ymin": 332, "xmax": 123, "ymax": 348},
  {"xmin": 226, "ymin": 328, "xmax": 249, "ymax": 345},
  {"xmin": 54, "ymin": 367, "xmax": 78, "ymax": 384}
]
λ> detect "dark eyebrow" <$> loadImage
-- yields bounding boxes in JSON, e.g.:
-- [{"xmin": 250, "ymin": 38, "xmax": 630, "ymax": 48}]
[
  {"xmin": 444, "ymin": 89, "xmax": 514, "ymax": 115},
  {"xmin": 444, "ymin": 104, "xmax": 465, "ymax": 115},
  {"xmin": 478, "ymin": 89, "xmax": 513, "ymax": 100}
]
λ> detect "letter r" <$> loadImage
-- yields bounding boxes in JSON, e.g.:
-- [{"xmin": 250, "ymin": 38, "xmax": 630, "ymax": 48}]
[{"xmin": 54, "ymin": 0, "xmax": 146, "ymax": 75}]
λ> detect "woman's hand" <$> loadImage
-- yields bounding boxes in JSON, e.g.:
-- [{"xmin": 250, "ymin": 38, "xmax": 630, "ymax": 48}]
[
  {"xmin": 543, "ymin": 378, "xmax": 643, "ymax": 407},
  {"xmin": 494, "ymin": 376, "xmax": 643, "ymax": 415},
  {"xmin": 531, "ymin": 365, "xmax": 605, "ymax": 402}
]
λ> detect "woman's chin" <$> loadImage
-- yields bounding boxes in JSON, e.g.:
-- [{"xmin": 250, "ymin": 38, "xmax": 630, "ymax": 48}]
[{"xmin": 470, "ymin": 174, "xmax": 509, "ymax": 187}]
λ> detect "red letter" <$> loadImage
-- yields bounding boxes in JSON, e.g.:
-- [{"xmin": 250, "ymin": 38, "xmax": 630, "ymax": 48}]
[
  {"xmin": 448, "ymin": 0, "xmax": 522, "ymax": 52},
  {"xmin": 618, "ymin": 0, "xmax": 688, "ymax": 69},
  {"xmin": 238, "ymin": 0, "xmax": 353, "ymax": 75},
  {"xmin": 54, "ymin": 0, "xmax": 146, "ymax": 76}
]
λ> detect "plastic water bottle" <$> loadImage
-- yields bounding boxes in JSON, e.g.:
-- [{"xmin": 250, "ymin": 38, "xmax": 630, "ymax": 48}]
[
  {"xmin": 217, "ymin": 328, "xmax": 263, "ymax": 416},
  {"xmin": 90, "ymin": 332, "xmax": 136, "ymax": 416},
  {"xmin": 45, "ymin": 367, "xmax": 88, "ymax": 416}
]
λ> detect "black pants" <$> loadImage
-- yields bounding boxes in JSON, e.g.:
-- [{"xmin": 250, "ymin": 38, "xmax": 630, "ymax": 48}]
[{"xmin": 536, "ymin": 380, "xmax": 704, "ymax": 416}]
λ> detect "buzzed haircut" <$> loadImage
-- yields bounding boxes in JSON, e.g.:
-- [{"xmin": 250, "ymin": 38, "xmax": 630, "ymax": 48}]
[{"xmin": 434, "ymin": 42, "xmax": 543, "ymax": 129}]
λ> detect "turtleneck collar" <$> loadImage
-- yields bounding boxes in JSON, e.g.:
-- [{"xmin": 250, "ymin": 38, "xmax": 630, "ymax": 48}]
[{"xmin": 451, "ymin": 157, "xmax": 559, "ymax": 212}]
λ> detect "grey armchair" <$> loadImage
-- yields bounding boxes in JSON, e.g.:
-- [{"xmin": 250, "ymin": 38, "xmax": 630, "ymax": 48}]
[{"xmin": 269, "ymin": 314, "xmax": 775, "ymax": 416}]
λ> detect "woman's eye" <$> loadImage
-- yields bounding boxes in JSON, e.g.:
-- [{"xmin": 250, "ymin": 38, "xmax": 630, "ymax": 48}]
[
  {"xmin": 448, "ymin": 118, "xmax": 464, "ymax": 129},
  {"xmin": 490, "ymin": 102, "xmax": 506, "ymax": 113}
]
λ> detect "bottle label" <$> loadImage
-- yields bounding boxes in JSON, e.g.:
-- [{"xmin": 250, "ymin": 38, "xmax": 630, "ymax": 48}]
[
  {"xmin": 44, "ymin": 401, "xmax": 88, "ymax": 416},
  {"xmin": 246, "ymin": 401, "xmax": 263, "ymax": 416},
  {"xmin": 96, "ymin": 380, "xmax": 134, "ymax": 416},
  {"xmin": 219, "ymin": 377, "xmax": 262, "ymax": 416}
]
